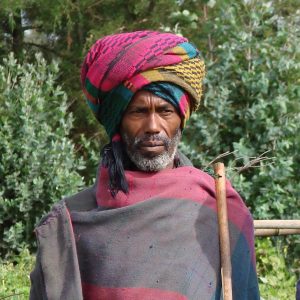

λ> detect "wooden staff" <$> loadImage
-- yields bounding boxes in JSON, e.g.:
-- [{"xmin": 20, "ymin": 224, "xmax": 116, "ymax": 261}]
[{"xmin": 214, "ymin": 162, "xmax": 232, "ymax": 300}]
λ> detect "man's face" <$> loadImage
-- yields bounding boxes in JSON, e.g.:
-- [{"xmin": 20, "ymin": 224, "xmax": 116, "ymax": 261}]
[{"xmin": 120, "ymin": 90, "xmax": 182, "ymax": 171}]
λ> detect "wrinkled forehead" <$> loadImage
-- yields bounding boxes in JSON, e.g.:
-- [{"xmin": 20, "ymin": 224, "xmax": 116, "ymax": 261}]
[{"xmin": 127, "ymin": 90, "xmax": 177, "ymax": 109}]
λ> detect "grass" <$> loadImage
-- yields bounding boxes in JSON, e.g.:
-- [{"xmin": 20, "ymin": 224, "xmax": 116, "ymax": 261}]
[{"xmin": 0, "ymin": 249, "xmax": 34, "ymax": 300}]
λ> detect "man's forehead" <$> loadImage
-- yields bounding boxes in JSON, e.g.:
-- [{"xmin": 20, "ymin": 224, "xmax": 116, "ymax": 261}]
[{"xmin": 129, "ymin": 90, "xmax": 175, "ymax": 107}]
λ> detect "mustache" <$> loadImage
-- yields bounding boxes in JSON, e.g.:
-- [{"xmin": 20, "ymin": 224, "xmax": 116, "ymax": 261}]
[{"xmin": 133, "ymin": 134, "xmax": 171, "ymax": 148}]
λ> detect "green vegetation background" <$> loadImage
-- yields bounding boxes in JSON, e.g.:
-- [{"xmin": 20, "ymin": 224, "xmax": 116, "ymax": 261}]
[{"xmin": 0, "ymin": 0, "xmax": 299, "ymax": 299}]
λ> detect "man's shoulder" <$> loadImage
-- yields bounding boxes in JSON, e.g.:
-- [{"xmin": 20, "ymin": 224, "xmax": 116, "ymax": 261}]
[
  {"xmin": 35, "ymin": 186, "xmax": 97, "ymax": 229},
  {"xmin": 64, "ymin": 186, "xmax": 97, "ymax": 212}
]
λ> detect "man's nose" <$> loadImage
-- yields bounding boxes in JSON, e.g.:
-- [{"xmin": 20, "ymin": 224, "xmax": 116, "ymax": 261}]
[{"xmin": 145, "ymin": 113, "xmax": 161, "ymax": 134}]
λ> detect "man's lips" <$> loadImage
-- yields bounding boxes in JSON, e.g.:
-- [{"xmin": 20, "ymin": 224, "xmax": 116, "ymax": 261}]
[
  {"xmin": 139, "ymin": 141, "xmax": 164, "ymax": 147},
  {"xmin": 138, "ymin": 141, "xmax": 165, "ymax": 155}
]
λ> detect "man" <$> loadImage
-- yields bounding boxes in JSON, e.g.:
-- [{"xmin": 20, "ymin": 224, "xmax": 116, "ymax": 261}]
[{"xmin": 30, "ymin": 31, "xmax": 259, "ymax": 299}]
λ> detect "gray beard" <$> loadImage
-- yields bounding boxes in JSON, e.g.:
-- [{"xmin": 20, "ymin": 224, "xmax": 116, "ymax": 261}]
[{"xmin": 121, "ymin": 129, "xmax": 182, "ymax": 172}]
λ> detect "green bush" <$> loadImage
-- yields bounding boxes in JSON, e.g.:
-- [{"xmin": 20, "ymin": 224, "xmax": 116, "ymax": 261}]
[
  {"xmin": 256, "ymin": 238, "xmax": 297, "ymax": 299},
  {"xmin": 0, "ymin": 53, "xmax": 85, "ymax": 256},
  {"xmin": 181, "ymin": 1, "xmax": 300, "ymax": 220},
  {"xmin": 0, "ymin": 248, "xmax": 34, "ymax": 299}
]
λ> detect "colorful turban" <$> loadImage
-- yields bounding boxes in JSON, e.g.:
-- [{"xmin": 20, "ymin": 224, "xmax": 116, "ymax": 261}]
[{"xmin": 81, "ymin": 30, "xmax": 205, "ymax": 138}]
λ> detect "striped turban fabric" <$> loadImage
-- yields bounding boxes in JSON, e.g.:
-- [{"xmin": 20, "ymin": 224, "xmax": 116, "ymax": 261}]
[{"xmin": 81, "ymin": 30, "xmax": 205, "ymax": 138}]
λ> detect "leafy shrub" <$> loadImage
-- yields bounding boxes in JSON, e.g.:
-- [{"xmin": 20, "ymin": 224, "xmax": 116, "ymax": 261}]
[
  {"xmin": 0, "ymin": 248, "xmax": 34, "ymax": 299},
  {"xmin": 0, "ymin": 53, "xmax": 85, "ymax": 256},
  {"xmin": 256, "ymin": 238, "xmax": 297, "ymax": 299},
  {"xmin": 181, "ymin": 1, "xmax": 300, "ymax": 220}
]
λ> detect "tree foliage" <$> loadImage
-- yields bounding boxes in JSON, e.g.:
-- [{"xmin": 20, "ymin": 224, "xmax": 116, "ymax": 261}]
[
  {"xmin": 0, "ymin": 53, "xmax": 85, "ymax": 256},
  {"xmin": 180, "ymin": 0, "xmax": 300, "ymax": 220}
]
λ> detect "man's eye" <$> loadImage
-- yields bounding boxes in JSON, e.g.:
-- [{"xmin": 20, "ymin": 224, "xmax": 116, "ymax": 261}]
[
  {"xmin": 130, "ymin": 108, "xmax": 145, "ymax": 114},
  {"xmin": 161, "ymin": 109, "xmax": 174, "ymax": 114}
]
